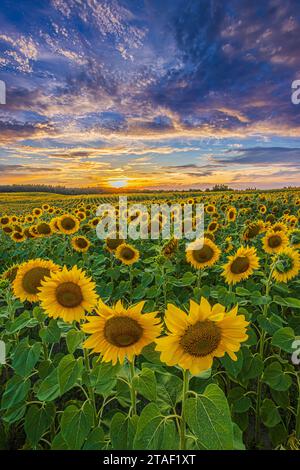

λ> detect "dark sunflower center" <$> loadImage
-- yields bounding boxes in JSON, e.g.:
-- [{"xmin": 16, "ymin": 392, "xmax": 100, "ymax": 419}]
[
  {"xmin": 1, "ymin": 217, "xmax": 9, "ymax": 224},
  {"xmin": 61, "ymin": 217, "xmax": 76, "ymax": 230},
  {"xmin": 180, "ymin": 320, "xmax": 221, "ymax": 357},
  {"xmin": 230, "ymin": 256, "xmax": 250, "ymax": 274},
  {"xmin": 76, "ymin": 237, "xmax": 88, "ymax": 248},
  {"xmin": 209, "ymin": 223, "xmax": 217, "ymax": 231},
  {"xmin": 120, "ymin": 247, "xmax": 135, "ymax": 260},
  {"xmin": 13, "ymin": 232, "xmax": 23, "ymax": 240},
  {"xmin": 246, "ymin": 225, "xmax": 260, "ymax": 238},
  {"xmin": 37, "ymin": 223, "xmax": 51, "ymax": 235},
  {"xmin": 268, "ymin": 235, "xmax": 282, "ymax": 248},
  {"xmin": 22, "ymin": 267, "xmax": 50, "ymax": 294},
  {"xmin": 106, "ymin": 238, "xmax": 123, "ymax": 249},
  {"xmin": 104, "ymin": 316, "xmax": 143, "ymax": 347},
  {"xmin": 192, "ymin": 244, "xmax": 214, "ymax": 263},
  {"xmin": 55, "ymin": 282, "xmax": 83, "ymax": 308}
]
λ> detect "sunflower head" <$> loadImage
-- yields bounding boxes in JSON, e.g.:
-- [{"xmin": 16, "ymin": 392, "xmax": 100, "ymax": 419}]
[
  {"xmin": 0, "ymin": 215, "xmax": 10, "ymax": 226},
  {"xmin": 33, "ymin": 208, "xmax": 43, "ymax": 217},
  {"xmin": 71, "ymin": 235, "xmax": 91, "ymax": 253},
  {"xmin": 11, "ymin": 231, "xmax": 25, "ymax": 242},
  {"xmin": 262, "ymin": 230, "xmax": 288, "ymax": 254},
  {"xmin": 207, "ymin": 221, "xmax": 218, "ymax": 233},
  {"xmin": 222, "ymin": 246, "xmax": 260, "ymax": 285},
  {"xmin": 13, "ymin": 258, "xmax": 60, "ymax": 302},
  {"xmin": 82, "ymin": 298, "xmax": 161, "ymax": 364},
  {"xmin": 289, "ymin": 229, "xmax": 300, "ymax": 249},
  {"xmin": 115, "ymin": 243, "xmax": 140, "ymax": 265},
  {"xmin": 104, "ymin": 236, "xmax": 124, "ymax": 253},
  {"xmin": 36, "ymin": 222, "xmax": 52, "ymax": 237},
  {"xmin": 243, "ymin": 222, "xmax": 261, "ymax": 240},
  {"xmin": 2, "ymin": 225, "xmax": 13, "ymax": 235},
  {"xmin": 38, "ymin": 265, "xmax": 98, "ymax": 322},
  {"xmin": 272, "ymin": 248, "xmax": 300, "ymax": 283},
  {"xmin": 227, "ymin": 207, "xmax": 237, "ymax": 222},
  {"xmin": 155, "ymin": 297, "xmax": 249, "ymax": 375},
  {"xmin": 186, "ymin": 237, "xmax": 220, "ymax": 270},
  {"xmin": 57, "ymin": 214, "xmax": 80, "ymax": 235},
  {"xmin": 1, "ymin": 264, "xmax": 19, "ymax": 283},
  {"xmin": 161, "ymin": 237, "xmax": 179, "ymax": 258}
]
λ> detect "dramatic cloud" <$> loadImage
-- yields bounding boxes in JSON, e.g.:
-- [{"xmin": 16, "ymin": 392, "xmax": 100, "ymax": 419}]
[{"xmin": 0, "ymin": 0, "xmax": 299, "ymax": 188}]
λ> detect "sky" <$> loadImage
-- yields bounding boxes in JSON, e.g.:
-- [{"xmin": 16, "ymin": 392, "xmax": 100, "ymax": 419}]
[{"xmin": 0, "ymin": 0, "xmax": 300, "ymax": 190}]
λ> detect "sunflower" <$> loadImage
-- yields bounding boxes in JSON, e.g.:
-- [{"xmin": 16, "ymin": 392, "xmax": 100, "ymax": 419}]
[
  {"xmin": 77, "ymin": 211, "xmax": 86, "ymax": 221},
  {"xmin": 105, "ymin": 236, "xmax": 124, "ymax": 253},
  {"xmin": 115, "ymin": 243, "xmax": 140, "ymax": 265},
  {"xmin": 161, "ymin": 237, "xmax": 178, "ymax": 258},
  {"xmin": 71, "ymin": 235, "xmax": 91, "ymax": 253},
  {"xmin": 259, "ymin": 205, "xmax": 267, "ymax": 214},
  {"xmin": 205, "ymin": 204, "xmax": 215, "ymax": 214},
  {"xmin": 38, "ymin": 265, "xmax": 98, "ymax": 322},
  {"xmin": 25, "ymin": 214, "xmax": 34, "ymax": 224},
  {"xmin": 155, "ymin": 297, "xmax": 249, "ymax": 375},
  {"xmin": 2, "ymin": 225, "xmax": 13, "ymax": 235},
  {"xmin": 186, "ymin": 237, "xmax": 220, "ymax": 269},
  {"xmin": 29, "ymin": 225, "xmax": 39, "ymax": 237},
  {"xmin": 1, "ymin": 264, "xmax": 19, "ymax": 282},
  {"xmin": 89, "ymin": 217, "xmax": 101, "ymax": 228},
  {"xmin": 32, "ymin": 208, "xmax": 43, "ymax": 217},
  {"xmin": 207, "ymin": 220, "xmax": 219, "ymax": 233},
  {"xmin": 49, "ymin": 217, "xmax": 60, "ymax": 233},
  {"xmin": 226, "ymin": 207, "xmax": 237, "ymax": 223},
  {"xmin": 225, "ymin": 236, "xmax": 234, "ymax": 253},
  {"xmin": 262, "ymin": 230, "xmax": 288, "ymax": 254},
  {"xmin": 243, "ymin": 222, "xmax": 261, "ymax": 240},
  {"xmin": 82, "ymin": 299, "xmax": 162, "ymax": 364},
  {"xmin": 36, "ymin": 222, "xmax": 52, "ymax": 237},
  {"xmin": 289, "ymin": 229, "xmax": 300, "ymax": 249},
  {"xmin": 0, "ymin": 215, "xmax": 10, "ymax": 226},
  {"xmin": 272, "ymin": 248, "xmax": 300, "ymax": 283},
  {"xmin": 222, "ymin": 246, "xmax": 259, "ymax": 285},
  {"xmin": 11, "ymin": 231, "xmax": 25, "ymax": 242},
  {"xmin": 13, "ymin": 259, "xmax": 60, "ymax": 302},
  {"xmin": 272, "ymin": 222, "xmax": 288, "ymax": 233},
  {"xmin": 57, "ymin": 214, "xmax": 80, "ymax": 235}
]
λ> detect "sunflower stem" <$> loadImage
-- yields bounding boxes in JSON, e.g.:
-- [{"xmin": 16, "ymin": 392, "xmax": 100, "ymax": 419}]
[
  {"xmin": 196, "ymin": 269, "xmax": 202, "ymax": 301},
  {"xmin": 255, "ymin": 264, "xmax": 274, "ymax": 445},
  {"xmin": 129, "ymin": 265, "xmax": 133, "ymax": 302},
  {"xmin": 161, "ymin": 264, "xmax": 167, "ymax": 310},
  {"xmin": 129, "ymin": 359, "xmax": 137, "ymax": 416},
  {"xmin": 180, "ymin": 369, "xmax": 189, "ymax": 450},
  {"xmin": 83, "ymin": 348, "xmax": 97, "ymax": 426}
]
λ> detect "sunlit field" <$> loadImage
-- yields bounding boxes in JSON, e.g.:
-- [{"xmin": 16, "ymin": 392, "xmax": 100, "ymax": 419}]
[{"xmin": 0, "ymin": 189, "xmax": 300, "ymax": 451}]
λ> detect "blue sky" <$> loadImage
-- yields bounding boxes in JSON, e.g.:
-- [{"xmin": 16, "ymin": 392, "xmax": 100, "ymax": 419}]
[{"xmin": 0, "ymin": 0, "xmax": 300, "ymax": 189}]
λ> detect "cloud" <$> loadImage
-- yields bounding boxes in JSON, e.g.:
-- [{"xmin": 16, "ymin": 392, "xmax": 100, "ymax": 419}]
[
  {"xmin": 0, "ymin": 0, "xmax": 300, "ymax": 188},
  {"xmin": 217, "ymin": 147, "xmax": 300, "ymax": 166}
]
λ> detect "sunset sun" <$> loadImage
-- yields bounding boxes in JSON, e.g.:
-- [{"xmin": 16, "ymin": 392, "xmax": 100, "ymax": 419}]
[{"xmin": 108, "ymin": 179, "xmax": 128, "ymax": 189}]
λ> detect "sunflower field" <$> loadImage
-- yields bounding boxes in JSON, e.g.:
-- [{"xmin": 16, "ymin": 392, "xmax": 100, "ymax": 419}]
[{"xmin": 0, "ymin": 190, "xmax": 300, "ymax": 451}]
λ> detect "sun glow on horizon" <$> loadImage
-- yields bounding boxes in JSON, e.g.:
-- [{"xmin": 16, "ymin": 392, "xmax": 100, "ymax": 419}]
[{"xmin": 108, "ymin": 179, "xmax": 129, "ymax": 188}]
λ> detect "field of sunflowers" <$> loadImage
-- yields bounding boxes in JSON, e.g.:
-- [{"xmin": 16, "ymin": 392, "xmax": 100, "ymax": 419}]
[{"xmin": 0, "ymin": 189, "xmax": 300, "ymax": 451}]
